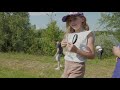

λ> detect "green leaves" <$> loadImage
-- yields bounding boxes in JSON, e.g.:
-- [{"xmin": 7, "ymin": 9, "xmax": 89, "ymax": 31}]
[
  {"xmin": 0, "ymin": 12, "xmax": 64, "ymax": 56},
  {"xmin": 96, "ymin": 12, "xmax": 120, "ymax": 58},
  {"xmin": 99, "ymin": 12, "xmax": 120, "ymax": 31},
  {"xmin": 0, "ymin": 12, "xmax": 31, "ymax": 52}
]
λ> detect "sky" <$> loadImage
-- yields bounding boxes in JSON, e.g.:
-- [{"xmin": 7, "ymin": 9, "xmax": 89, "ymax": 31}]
[{"xmin": 29, "ymin": 12, "xmax": 102, "ymax": 31}]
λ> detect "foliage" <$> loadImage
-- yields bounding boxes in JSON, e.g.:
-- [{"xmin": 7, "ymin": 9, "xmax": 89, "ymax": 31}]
[
  {"xmin": 99, "ymin": 12, "xmax": 120, "ymax": 31},
  {"xmin": 0, "ymin": 12, "xmax": 64, "ymax": 56},
  {"xmin": 95, "ymin": 30, "xmax": 120, "ymax": 58},
  {"xmin": 96, "ymin": 12, "xmax": 120, "ymax": 57}
]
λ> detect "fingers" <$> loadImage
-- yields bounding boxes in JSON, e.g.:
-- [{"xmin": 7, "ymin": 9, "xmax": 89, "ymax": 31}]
[
  {"xmin": 61, "ymin": 40, "xmax": 67, "ymax": 47},
  {"xmin": 67, "ymin": 42, "xmax": 72, "ymax": 45},
  {"xmin": 66, "ymin": 43, "xmax": 72, "ymax": 48},
  {"xmin": 61, "ymin": 42, "xmax": 67, "ymax": 45}
]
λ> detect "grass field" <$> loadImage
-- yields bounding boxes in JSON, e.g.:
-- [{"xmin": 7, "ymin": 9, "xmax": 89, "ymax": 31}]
[{"xmin": 0, "ymin": 52, "xmax": 117, "ymax": 78}]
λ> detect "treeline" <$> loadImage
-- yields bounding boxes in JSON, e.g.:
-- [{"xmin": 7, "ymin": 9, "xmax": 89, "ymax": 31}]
[
  {"xmin": 0, "ymin": 12, "xmax": 120, "ymax": 57},
  {"xmin": 0, "ymin": 12, "xmax": 64, "ymax": 56}
]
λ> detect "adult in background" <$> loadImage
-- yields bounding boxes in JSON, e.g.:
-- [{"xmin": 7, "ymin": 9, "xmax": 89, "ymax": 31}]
[
  {"xmin": 96, "ymin": 45, "xmax": 103, "ymax": 60},
  {"xmin": 54, "ymin": 41, "xmax": 63, "ymax": 70}
]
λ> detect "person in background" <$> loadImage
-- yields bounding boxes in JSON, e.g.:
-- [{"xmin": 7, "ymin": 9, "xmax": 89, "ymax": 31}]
[
  {"xmin": 96, "ymin": 45, "xmax": 103, "ymax": 60},
  {"xmin": 54, "ymin": 41, "xmax": 63, "ymax": 70}
]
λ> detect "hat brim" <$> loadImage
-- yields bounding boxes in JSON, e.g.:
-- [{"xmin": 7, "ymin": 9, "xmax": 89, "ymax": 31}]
[
  {"xmin": 62, "ymin": 13, "xmax": 84, "ymax": 22},
  {"xmin": 62, "ymin": 15, "xmax": 70, "ymax": 22}
]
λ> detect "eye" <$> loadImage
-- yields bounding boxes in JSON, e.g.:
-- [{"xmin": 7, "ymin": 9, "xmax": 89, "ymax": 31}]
[
  {"xmin": 68, "ymin": 19, "xmax": 72, "ymax": 22},
  {"xmin": 68, "ymin": 17, "xmax": 78, "ymax": 22},
  {"xmin": 73, "ymin": 17, "xmax": 77, "ymax": 21}
]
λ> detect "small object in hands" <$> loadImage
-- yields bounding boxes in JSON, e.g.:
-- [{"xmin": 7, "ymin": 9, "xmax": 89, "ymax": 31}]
[{"xmin": 72, "ymin": 34, "xmax": 78, "ymax": 44}]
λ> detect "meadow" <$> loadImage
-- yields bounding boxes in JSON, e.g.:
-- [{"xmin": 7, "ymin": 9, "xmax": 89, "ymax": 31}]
[{"xmin": 0, "ymin": 52, "xmax": 116, "ymax": 78}]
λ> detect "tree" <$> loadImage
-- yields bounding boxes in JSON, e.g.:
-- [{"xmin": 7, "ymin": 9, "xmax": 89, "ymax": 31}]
[
  {"xmin": 0, "ymin": 12, "xmax": 31, "ymax": 52},
  {"xmin": 99, "ymin": 12, "xmax": 120, "ymax": 31},
  {"xmin": 34, "ymin": 12, "xmax": 64, "ymax": 55}
]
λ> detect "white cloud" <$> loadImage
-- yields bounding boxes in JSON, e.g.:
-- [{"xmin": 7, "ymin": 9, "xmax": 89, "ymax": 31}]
[{"xmin": 29, "ymin": 12, "xmax": 52, "ymax": 16}]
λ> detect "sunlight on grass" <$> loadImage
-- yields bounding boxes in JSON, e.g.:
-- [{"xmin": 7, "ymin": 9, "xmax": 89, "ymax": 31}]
[{"xmin": 0, "ymin": 52, "xmax": 117, "ymax": 78}]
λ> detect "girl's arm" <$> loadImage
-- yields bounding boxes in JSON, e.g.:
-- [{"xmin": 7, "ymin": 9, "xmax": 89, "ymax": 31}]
[{"xmin": 76, "ymin": 32, "xmax": 95, "ymax": 59}]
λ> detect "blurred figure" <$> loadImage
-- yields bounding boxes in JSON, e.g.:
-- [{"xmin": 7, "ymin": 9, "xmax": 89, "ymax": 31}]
[
  {"xmin": 96, "ymin": 45, "xmax": 103, "ymax": 60},
  {"xmin": 54, "ymin": 41, "xmax": 63, "ymax": 70}
]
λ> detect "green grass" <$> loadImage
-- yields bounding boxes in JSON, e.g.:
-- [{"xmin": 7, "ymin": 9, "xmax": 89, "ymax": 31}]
[
  {"xmin": 0, "ymin": 52, "xmax": 117, "ymax": 78},
  {"xmin": 85, "ymin": 57, "xmax": 116, "ymax": 78}
]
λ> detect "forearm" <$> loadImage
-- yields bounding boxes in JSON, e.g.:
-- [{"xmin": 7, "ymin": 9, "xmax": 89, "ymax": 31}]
[{"xmin": 76, "ymin": 49, "xmax": 95, "ymax": 59}]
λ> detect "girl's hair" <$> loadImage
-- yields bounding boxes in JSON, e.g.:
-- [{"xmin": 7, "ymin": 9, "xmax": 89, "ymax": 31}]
[{"xmin": 66, "ymin": 16, "xmax": 89, "ymax": 34}]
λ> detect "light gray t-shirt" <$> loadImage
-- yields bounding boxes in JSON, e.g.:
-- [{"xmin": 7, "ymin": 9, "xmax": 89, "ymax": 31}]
[{"xmin": 64, "ymin": 31, "xmax": 93, "ymax": 63}]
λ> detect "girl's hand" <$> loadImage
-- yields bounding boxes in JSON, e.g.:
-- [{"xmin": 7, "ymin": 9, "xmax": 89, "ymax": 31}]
[
  {"xmin": 61, "ymin": 39, "xmax": 67, "ymax": 47},
  {"xmin": 66, "ymin": 42, "xmax": 78, "ymax": 53},
  {"xmin": 112, "ymin": 46, "xmax": 120, "ymax": 57},
  {"xmin": 66, "ymin": 43, "xmax": 91, "ymax": 53}
]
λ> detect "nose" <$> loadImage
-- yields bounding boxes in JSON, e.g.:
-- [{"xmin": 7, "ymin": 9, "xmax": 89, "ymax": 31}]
[{"xmin": 70, "ymin": 20, "xmax": 76, "ymax": 25}]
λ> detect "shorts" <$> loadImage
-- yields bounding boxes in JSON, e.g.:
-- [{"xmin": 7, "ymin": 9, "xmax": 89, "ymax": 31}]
[
  {"xmin": 61, "ymin": 60, "xmax": 85, "ymax": 78},
  {"xmin": 55, "ymin": 54, "xmax": 62, "ymax": 61}
]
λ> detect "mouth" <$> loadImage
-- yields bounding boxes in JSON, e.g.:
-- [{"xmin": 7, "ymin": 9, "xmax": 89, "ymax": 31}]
[{"xmin": 72, "ymin": 24, "xmax": 77, "ymax": 27}]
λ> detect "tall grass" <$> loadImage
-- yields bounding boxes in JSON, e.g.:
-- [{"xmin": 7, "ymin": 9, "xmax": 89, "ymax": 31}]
[{"xmin": 0, "ymin": 52, "xmax": 116, "ymax": 78}]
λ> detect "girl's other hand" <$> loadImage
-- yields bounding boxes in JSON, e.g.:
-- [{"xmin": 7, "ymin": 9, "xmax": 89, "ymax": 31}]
[
  {"xmin": 61, "ymin": 39, "xmax": 68, "ymax": 47},
  {"xmin": 66, "ymin": 42, "xmax": 78, "ymax": 53}
]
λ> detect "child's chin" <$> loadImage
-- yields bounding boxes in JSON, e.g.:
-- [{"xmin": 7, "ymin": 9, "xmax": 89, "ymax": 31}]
[{"xmin": 73, "ymin": 28, "xmax": 78, "ymax": 30}]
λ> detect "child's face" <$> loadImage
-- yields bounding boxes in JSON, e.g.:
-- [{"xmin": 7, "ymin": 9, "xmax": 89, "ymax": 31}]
[{"xmin": 67, "ymin": 16, "xmax": 84, "ymax": 31}]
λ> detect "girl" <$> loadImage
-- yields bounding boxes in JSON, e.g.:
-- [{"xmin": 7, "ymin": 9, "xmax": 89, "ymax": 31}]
[{"xmin": 61, "ymin": 12, "xmax": 95, "ymax": 78}]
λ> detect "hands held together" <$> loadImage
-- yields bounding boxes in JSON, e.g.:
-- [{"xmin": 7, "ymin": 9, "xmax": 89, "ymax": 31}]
[
  {"xmin": 61, "ymin": 39, "xmax": 90, "ymax": 53},
  {"xmin": 61, "ymin": 39, "xmax": 78, "ymax": 53}
]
